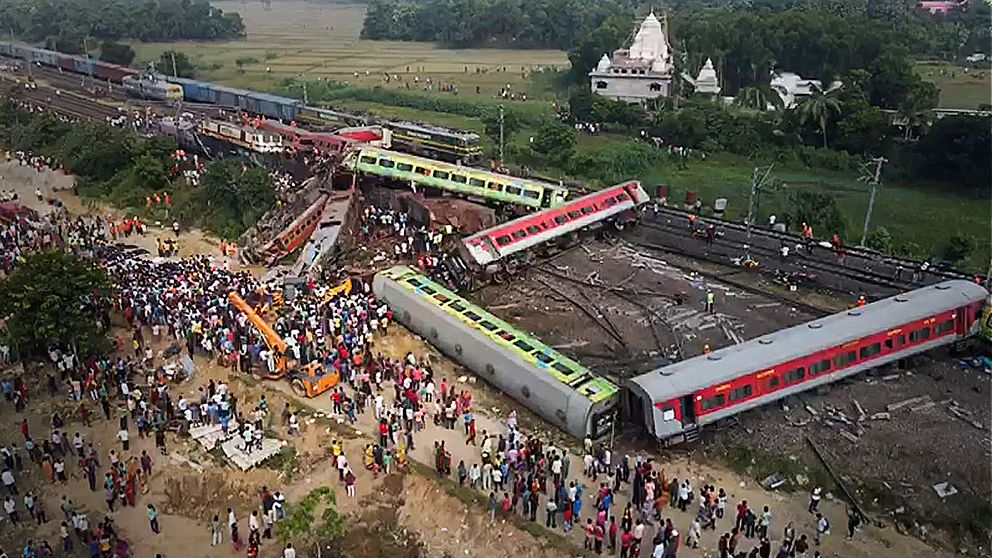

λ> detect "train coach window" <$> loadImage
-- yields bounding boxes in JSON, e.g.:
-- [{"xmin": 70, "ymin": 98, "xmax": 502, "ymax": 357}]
[
  {"xmin": 495, "ymin": 235, "xmax": 513, "ymax": 246},
  {"xmin": 934, "ymin": 319, "xmax": 955, "ymax": 335},
  {"xmin": 530, "ymin": 352, "xmax": 553, "ymax": 365},
  {"xmin": 396, "ymin": 163, "xmax": 413, "ymax": 172},
  {"xmin": 581, "ymin": 206, "xmax": 596, "ymax": 215},
  {"xmin": 478, "ymin": 320, "xmax": 498, "ymax": 332},
  {"xmin": 700, "ymin": 395, "xmax": 725, "ymax": 411},
  {"xmin": 605, "ymin": 197, "xmax": 618, "ymax": 206},
  {"xmin": 523, "ymin": 190, "xmax": 540, "ymax": 199},
  {"xmin": 360, "ymin": 156, "xmax": 377, "ymax": 164},
  {"xmin": 469, "ymin": 178, "xmax": 485, "ymax": 187},
  {"xmin": 527, "ymin": 225, "xmax": 542, "ymax": 234},
  {"xmin": 505, "ymin": 186, "xmax": 523, "ymax": 196},
  {"xmin": 909, "ymin": 327, "xmax": 931, "ymax": 342},
  {"xmin": 451, "ymin": 174, "xmax": 467, "ymax": 184},
  {"xmin": 433, "ymin": 293, "xmax": 450, "ymax": 303},
  {"xmin": 554, "ymin": 215, "xmax": 569, "ymax": 225},
  {"xmin": 767, "ymin": 376, "xmax": 780, "ymax": 389},
  {"xmin": 616, "ymin": 193, "xmax": 629, "ymax": 202},
  {"xmin": 415, "ymin": 166, "xmax": 430, "ymax": 175},
  {"xmin": 463, "ymin": 310, "xmax": 482, "ymax": 322},
  {"xmin": 487, "ymin": 182, "xmax": 504, "ymax": 192},
  {"xmin": 860, "ymin": 343, "xmax": 882, "ymax": 359},
  {"xmin": 809, "ymin": 360, "xmax": 831, "ymax": 376},
  {"xmin": 553, "ymin": 363, "xmax": 577, "ymax": 377},
  {"xmin": 378, "ymin": 159, "xmax": 395, "ymax": 168},
  {"xmin": 662, "ymin": 408, "xmax": 676, "ymax": 421},
  {"xmin": 405, "ymin": 278, "xmax": 423, "ymax": 287},
  {"xmin": 448, "ymin": 301, "xmax": 466, "ymax": 312},
  {"xmin": 833, "ymin": 351, "xmax": 856, "ymax": 368},
  {"xmin": 784, "ymin": 368, "xmax": 805, "ymax": 384},
  {"xmin": 567, "ymin": 210, "xmax": 582, "ymax": 219},
  {"xmin": 513, "ymin": 340, "xmax": 535, "ymax": 352},
  {"xmin": 512, "ymin": 230, "xmax": 527, "ymax": 240},
  {"xmin": 421, "ymin": 286, "xmax": 436, "ymax": 295},
  {"xmin": 729, "ymin": 385, "xmax": 753, "ymax": 402},
  {"xmin": 433, "ymin": 170, "xmax": 449, "ymax": 180}
]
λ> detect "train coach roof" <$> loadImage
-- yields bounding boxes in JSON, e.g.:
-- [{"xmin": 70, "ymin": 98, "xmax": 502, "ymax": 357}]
[{"xmin": 627, "ymin": 280, "xmax": 988, "ymax": 398}]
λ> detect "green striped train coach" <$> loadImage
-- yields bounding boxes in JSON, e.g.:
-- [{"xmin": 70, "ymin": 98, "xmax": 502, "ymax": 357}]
[
  {"xmin": 347, "ymin": 147, "xmax": 571, "ymax": 211},
  {"xmin": 373, "ymin": 265, "xmax": 619, "ymax": 439}
]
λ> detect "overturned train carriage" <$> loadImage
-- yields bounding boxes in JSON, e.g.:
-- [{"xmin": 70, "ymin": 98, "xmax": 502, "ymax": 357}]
[{"xmin": 373, "ymin": 265, "xmax": 619, "ymax": 439}]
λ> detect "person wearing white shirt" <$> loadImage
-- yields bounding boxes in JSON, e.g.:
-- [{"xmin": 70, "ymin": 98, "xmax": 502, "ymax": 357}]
[{"xmin": 283, "ymin": 543, "xmax": 296, "ymax": 558}]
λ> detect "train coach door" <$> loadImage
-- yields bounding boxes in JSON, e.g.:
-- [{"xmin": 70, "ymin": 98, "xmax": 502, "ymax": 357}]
[{"xmin": 680, "ymin": 394, "xmax": 697, "ymax": 427}]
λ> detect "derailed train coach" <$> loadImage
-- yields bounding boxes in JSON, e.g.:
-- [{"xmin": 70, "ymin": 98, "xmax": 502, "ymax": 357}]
[
  {"xmin": 626, "ymin": 280, "xmax": 989, "ymax": 445},
  {"xmin": 373, "ymin": 265, "xmax": 620, "ymax": 439}
]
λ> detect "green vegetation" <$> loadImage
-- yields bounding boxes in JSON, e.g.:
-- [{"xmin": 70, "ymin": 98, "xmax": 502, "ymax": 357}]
[
  {"xmin": 0, "ymin": 100, "xmax": 274, "ymax": 240},
  {"xmin": 0, "ymin": 0, "xmax": 245, "ymax": 52},
  {"xmin": 721, "ymin": 444, "xmax": 834, "ymax": 494},
  {"xmin": 914, "ymin": 61, "xmax": 992, "ymax": 109},
  {"xmin": 158, "ymin": 51, "xmax": 196, "ymax": 79},
  {"xmin": 0, "ymin": 250, "xmax": 110, "ymax": 357},
  {"xmin": 276, "ymin": 487, "xmax": 346, "ymax": 554},
  {"xmin": 99, "ymin": 41, "xmax": 135, "ymax": 66}
]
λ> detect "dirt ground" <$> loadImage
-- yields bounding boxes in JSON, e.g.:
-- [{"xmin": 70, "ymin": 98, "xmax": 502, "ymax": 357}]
[{"xmin": 0, "ymin": 165, "xmax": 983, "ymax": 558}]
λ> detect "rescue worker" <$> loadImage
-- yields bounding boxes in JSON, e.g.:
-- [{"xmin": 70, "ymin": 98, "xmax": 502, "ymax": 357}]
[
  {"xmin": 705, "ymin": 290, "xmax": 715, "ymax": 314},
  {"xmin": 856, "ymin": 295, "xmax": 866, "ymax": 308}
]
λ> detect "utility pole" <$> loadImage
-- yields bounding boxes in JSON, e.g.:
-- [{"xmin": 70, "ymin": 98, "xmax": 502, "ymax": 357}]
[
  {"xmin": 745, "ymin": 164, "xmax": 775, "ymax": 246},
  {"xmin": 301, "ymin": 74, "xmax": 309, "ymax": 105},
  {"xmin": 498, "ymin": 104, "xmax": 505, "ymax": 163},
  {"xmin": 858, "ymin": 156, "xmax": 886, "ymax": 247},
  {"xmin": 170, "ymin": 51, "xmax": 178, "ymax": 78}
]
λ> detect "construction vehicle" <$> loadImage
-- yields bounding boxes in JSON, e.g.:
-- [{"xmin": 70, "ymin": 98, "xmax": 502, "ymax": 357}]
[{"xmin": 227, "ymin": 291, "xmax": 340, "ymax": 398}]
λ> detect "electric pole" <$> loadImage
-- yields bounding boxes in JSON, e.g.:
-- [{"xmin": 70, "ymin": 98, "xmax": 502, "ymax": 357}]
[
  {"xmin": 301, "ymin": 74, "xmax": 309, "ymax": 105},
  {"xmin": 498, "ymin": 104, "xmax": 505, "ymax": 163},
  {"xmin": 170, "ymin": 51, "xmax": 178, "ymax": 78},
  {"xmin": 858, "ymin": 156, "xmax": 887, "ymax": 247},
  {"xmin": 745, "ymin": 164, "xmax": 775, "ymax": 246}
]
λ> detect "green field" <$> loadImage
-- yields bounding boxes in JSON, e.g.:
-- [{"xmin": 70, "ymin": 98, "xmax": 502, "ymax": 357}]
[
  {"xmin": 915, "ymin": 61, "xmax": 992, "ymax": 109},
  {"xmin": 125, "ymin": 1, "xmax": 987, "ymax": 271},
  {"xmin": 129, "ymin": 1, "xmax": 568, "ymax": 100}
]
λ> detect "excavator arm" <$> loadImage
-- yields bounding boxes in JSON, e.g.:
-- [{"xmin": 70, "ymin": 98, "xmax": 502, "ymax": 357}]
[{"xmin": 228, "ymin": 291, "xmax": 288, "ymax": 378}]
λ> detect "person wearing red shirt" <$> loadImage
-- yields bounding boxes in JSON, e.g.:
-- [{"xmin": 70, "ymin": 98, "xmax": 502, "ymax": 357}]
[
  {"xmin": 620, "ymin": 529, "xmax": 634, "ymax": 558},
  {"xmin": 735, "ymin": 500, "xmax": 749, "ymax": 531}
]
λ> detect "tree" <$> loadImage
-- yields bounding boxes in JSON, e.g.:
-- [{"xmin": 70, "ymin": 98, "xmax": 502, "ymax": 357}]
[
  {"xmin": 896, "ymin": 81, "xmax": 938, "ymax": 141},
  {"xmin": 733, "ymin": 86, "xmax": 782, "ymax": 111},
  {"xmin": 193, "ymin": 158, "xmax": 275, "ymax": 239},
  {"xmin": 158, "ymin": 51, "xmax": 195, "ymax": 78},
  {"xmin": 99, "ymin": 41, "xmax": 135, "ymax": 66},
  {"xmin": 941, "ymin": 233, "xmax": 976, "ymax": 264},
  {"xmin": 531, "ymin": 121, "xmax": 577, "ymax": 165},
  {"xmin": 910, "ymin": 115, "xmax": 991, "ymax": 190},
  {"xmin": 276, "ymin": 487, "xmax": 346, "ymax": 555},
  {"xmin": 795, "ymin": 91, "xmax": 841, "ymax": 148},
  {"xmin": 864, "ymin": 226, "xmax": 893, "ymax": 253},
  {"xmin": 0, "ymin": 250, "xmax": 110, "ymax": 357},
  {"xmin": 785, "ymin": 190, "xmax": 848, "ymax": 237},
  {"xmin": 567, "ymin": 14, "xmax": 633, "ymax": 83},
  {"xmin": 480, "ymin": 107, "xmax": 522, "ymax": 153}
]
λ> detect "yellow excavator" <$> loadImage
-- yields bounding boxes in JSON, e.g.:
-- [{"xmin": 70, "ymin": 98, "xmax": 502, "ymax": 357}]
[{"xmin": 228, "ymin": 291, "xmax": 340, "ymax": 398}]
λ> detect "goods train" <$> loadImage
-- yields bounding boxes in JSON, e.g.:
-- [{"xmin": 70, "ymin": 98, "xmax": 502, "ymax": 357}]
[
  {"xmin": 347, "ymin": 146, "xmax": 571, "ymax": 210},
  {"xmin": 0, "ymin": 41, "xmax": 483, "ymax": 163},
  {"xmin": 372, "ymin": 265, "xmax": 620, "ymax": 439},
  {"xmin": 461, "ymin": 180, "xmax": 650, "ymax": 268},
  {"xmin": 627, "ymin": 280, "xmax": 989, "ymax": 444}
]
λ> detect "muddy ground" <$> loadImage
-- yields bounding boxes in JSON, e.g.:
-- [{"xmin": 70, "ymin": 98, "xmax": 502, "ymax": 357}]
[{"xmin": 476, "ymin": 234, "xmax": 992, "ymax": 553}]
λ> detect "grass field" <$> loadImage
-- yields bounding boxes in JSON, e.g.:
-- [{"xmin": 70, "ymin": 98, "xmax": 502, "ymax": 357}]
[
  {"xmin": 915, "ymin": 61, "xmax": 991, "ymax": 109},
  {"xmin": 129, "ymin": 1, "xmax": 568, "ymax": 100}
]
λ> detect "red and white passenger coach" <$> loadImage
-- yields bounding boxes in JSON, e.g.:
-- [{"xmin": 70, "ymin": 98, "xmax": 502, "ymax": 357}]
[
  {"xmin": 626, "ymin": 280, "xmax": 988, "ymax": 444},
  {"xmin": 461, "ymin": 180, "xmax": 650, "ymax": 267}
]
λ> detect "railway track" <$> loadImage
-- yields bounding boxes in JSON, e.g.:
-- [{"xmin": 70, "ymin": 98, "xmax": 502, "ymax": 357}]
[{"xmin": 632, "ymin": 208, "xmax": 975, "ymax": 298}]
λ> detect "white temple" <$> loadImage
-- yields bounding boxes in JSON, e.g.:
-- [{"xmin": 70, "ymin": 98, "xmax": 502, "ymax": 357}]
[
  {"xmin": 589, "ymin": 12, "xmax": 674, "ymax": 104},
  {"xmin": 680, "ymin": 57, "xmax": 721, "ymax": 97}
]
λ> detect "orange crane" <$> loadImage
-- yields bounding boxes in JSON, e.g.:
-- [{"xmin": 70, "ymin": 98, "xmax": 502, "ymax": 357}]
[{"xmin": 228, "ymin": 291, "xmax": 340, "ymax": 398}]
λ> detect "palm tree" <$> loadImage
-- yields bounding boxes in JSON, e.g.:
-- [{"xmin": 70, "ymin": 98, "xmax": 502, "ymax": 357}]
[
  {"xmin": 734, "ymin": 85, "xmax": 784, "ymax": 112},
  {"xmin": 897, "ymin": 86, "xmax": 935, "ymax": 141},
  {"xmin": 795, "ymin": 90, "xmax": 841, "ymax": 148}
]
